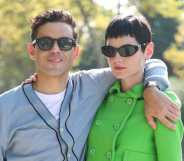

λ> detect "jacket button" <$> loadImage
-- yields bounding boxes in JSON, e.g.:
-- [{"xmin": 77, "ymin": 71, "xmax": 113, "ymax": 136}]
[
  {"xmin": 60, "ymin": 128, "xmax": 64, "ymax": 133},
  {"xmin": 67, "ymin": 153, "xmax": 71, "ymax": 159},
  {"xmin": 127, "ymin": 98, "xmax": 133, "ymax": 105},
  {"xmin": 95, "ymin": 120, "xmax": 102, "ymax": 126},
  {"xmin": 113, "ymin": 123, "xmax": 120, "ymax": 131},
  {"xmin": 106, "ymin": 151, "xmax": 112, "ymax": 160},
  {"xmin": 89, "ymin": 148, "xmax": 95, "ymax": 155}
]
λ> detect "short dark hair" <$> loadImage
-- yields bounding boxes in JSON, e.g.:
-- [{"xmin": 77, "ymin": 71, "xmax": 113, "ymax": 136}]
[
  {"xmin": 105, "ymin": 14, "xmax": 152, "ymax": 51},
  {"xmin": 31, "ymin": 10, "xmax": 77, "ymax": 41}
]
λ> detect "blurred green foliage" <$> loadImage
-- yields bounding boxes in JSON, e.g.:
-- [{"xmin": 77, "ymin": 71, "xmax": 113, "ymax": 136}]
[{"xmin": 164, "ymin": 21, "xmax": 184, "ymax": 79}]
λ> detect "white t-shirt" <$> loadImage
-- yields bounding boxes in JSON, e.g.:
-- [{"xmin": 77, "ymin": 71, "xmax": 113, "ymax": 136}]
[{"xmin": 35, "ymin": 89, "xmax": 66, "ymax": 119}]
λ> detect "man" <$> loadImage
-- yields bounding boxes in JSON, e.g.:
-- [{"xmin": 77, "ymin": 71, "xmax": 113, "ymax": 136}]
[{"xmin": 0, "ymin": 10, "xmax": 179, "ymax": 161}]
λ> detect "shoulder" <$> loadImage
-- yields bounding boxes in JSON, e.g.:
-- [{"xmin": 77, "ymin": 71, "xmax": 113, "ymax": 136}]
[
  {"xmin": 67, "ymin": 68, "xmax": 115, "ymax": 95},
  {"xmin": 69, "ymin": 68, "xmax": 113, "ymax": 86},
  {"xmin": 0, "ymin": 85, "xmax": 23, "ymax": 108},
  {"xmin": 70, "ymin": 68, "xmax": 111, "ymax": 79},
  {"xmin": 0, "ymin": 85, "xmax": 22, "ymax": 98}
]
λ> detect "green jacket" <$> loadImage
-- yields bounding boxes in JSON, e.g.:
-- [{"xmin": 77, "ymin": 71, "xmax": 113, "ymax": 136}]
[{"xmin": 86, "ymin": 81, "xmax": 183, "ymax": 161}]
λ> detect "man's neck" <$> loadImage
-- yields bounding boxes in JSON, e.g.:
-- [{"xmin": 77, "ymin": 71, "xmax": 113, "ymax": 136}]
[{"xmin": 33, "ymin": 73, "xmax": 69, "ymax": 94}]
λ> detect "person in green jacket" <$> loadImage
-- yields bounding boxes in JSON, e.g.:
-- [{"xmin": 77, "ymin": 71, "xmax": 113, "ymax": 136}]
[{"xmin": 86, "ymin": 13, "xmax": 183, "ymax": 161}]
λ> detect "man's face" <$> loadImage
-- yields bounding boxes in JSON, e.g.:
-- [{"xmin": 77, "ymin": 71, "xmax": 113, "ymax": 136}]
[
  {"xmin": 28, "ymin": 22, "xmax": 78, "ymax": 77},
  {"xmin": 106, "ymin": 35, "xmax": 152, "ymax": 82}
]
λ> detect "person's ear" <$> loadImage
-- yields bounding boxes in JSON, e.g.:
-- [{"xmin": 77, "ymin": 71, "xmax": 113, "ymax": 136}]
[
  {"xmin": 144, "ymin": 42, "xmax": 154, "ymax": 60},
  {"xmin": 27, "ymin": 43, "xmax": 36, "ymax": 60},
  {"xmin": 72, "ymin": 45, "xmax": 80, "ymax": 60}
]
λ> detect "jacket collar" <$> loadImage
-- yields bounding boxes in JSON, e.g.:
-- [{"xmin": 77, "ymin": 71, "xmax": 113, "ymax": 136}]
[{"xmin": 108, "ymin": 80, "xmax": 144, "ymax": 99}]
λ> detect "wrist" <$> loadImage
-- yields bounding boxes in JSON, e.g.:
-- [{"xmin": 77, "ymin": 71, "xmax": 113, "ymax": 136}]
[
  {"xmin": 143, "ymin": 86, "xmax": 159, "ymax": 99},
  {"xmin": 144, "ymin": 81, "xmax": 160, "ymax": 90}
]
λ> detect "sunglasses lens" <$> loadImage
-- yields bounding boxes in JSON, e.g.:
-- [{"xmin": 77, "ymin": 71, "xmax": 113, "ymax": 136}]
[
  {"xmin": 37, "ymin": 37, "xmax": 53, "ymax": 50},
  {"xmin": 58, "ymin": 37, "xmax": 75, "ymax": 51},
  {"xmin": 118, "ymin": 45, "xmax": 138, "ymax": 57},
  {"xmin": 101, "ymin": 46, "xmax": 116, "ymax": 57}
]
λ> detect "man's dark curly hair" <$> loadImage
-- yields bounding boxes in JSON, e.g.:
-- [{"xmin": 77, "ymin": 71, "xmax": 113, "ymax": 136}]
[{"xmin": 31, "ymin": 9, "xmax": 77, "ymax": 41}]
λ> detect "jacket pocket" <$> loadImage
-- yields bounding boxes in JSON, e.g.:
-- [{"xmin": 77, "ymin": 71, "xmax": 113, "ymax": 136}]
[{"xmin": 123, "ymin": 150, "xmax": 156, "ymax": 161}]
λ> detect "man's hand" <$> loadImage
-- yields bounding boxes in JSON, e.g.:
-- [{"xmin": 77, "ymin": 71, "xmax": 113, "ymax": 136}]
[
  {"xmin": 144, "ymin": 86, "xmax": 180, "ymax": 130},
  {"xmin": 23, "ymin": 73, "xmax": 37, "ymax": 84}
]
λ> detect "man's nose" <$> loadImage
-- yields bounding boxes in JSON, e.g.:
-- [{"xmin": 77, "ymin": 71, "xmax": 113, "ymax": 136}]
[{"xmin": 50, "ymin": 41, "xmax": 61, "ymax": 53}]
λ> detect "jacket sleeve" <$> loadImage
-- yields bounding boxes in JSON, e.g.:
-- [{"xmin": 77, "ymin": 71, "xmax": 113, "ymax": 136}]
[
  {"xmin": 71, "ymin": 68, "xmax": 115, "ymax": 97},
  {"xmin": 71, "ymin": 58, "xmax": 169, "ymax": 95},
  {"xmin": 0, "ymin": 103, "xmax": 8, "ymax": 161},
  {"xmin": 154, "ymin": 90, "xmax": 183, "ymax": 161},
  {"xmin": 144, "ymin": 59, "xmax": 169, "ymax": 91}
]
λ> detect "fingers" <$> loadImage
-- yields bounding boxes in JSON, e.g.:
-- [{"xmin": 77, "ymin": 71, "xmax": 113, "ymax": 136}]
[
  {"xmin": 165, "ymin": 111, "xmax": 178, "ymax": 122},
  {"xmin": 169, "ymin": 103, "xmax": 180, "ymax": 115},
  {"xmin": 144, "ymin": 90, "xmax": 181, "ymax": 130},
  {"xmin": 30, "ymin": 73, "xmax": 37, "ymax": 82},
  {"xmin": 146, "ymin": 115, "xmax": 157, "ymax": 129},
  {"xmin": 31, "ymin": 74, "xmax": 37, "ymax": 82},
  {"xmin": 165, "ymin": 103, "xmax": 181, "ymax": 122},
  {"xmin": 159, "ymin": 117, "xmax": 176, "ymax": 130},
  {"xmin": 23, "ymin": 73, "xmax": 37, "ymax": 84},
  {"xmin": 146, "ymin": 113, "xmax": 177, "ymax": 130}
]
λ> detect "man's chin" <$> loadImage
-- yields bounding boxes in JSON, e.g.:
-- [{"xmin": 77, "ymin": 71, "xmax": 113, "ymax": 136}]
[
  {"xmin": 41, "ymin": 70, "xmax": 69, "ymax": 77},
  {"xmin": 49, "ymin": 72, "xmax": 68, "ymax": 77}
]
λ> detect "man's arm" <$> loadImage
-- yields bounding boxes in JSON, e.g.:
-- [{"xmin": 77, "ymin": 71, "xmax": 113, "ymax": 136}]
[
  {"xmin": 143, "ymin": 59, "xmax": 180, "ymax": 130},
  {"xmin": 24, "ymin": 59, "xmax": 180, "ymax": 130},
  {"xmin": 0, "ymin": 107, "xmax": 7, "ymax": 161},
  {"xmin": 76, "ymin": 59, "xmax": 169, "ymax": 94},
  {"xmin": 24, "ymin": 59, "xmax": 168, "ymax": 95},
  {"xmin": 144, "ymin": 59, "xmax": 169, "ymax": 90}
]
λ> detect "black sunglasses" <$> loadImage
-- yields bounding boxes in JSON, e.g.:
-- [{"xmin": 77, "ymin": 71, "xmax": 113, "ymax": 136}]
[
  {"xmin": 101, "ymin": 44, "xmax": 142, "ymax": 57},
  {"xmin": 32, "ymin": 37, "xmax": 76, "ymax": 51}
]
